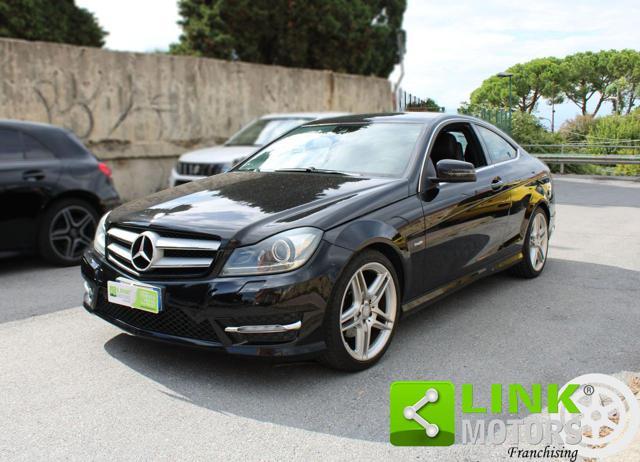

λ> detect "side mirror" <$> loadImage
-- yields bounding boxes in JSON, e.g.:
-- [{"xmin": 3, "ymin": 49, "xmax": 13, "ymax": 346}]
[{"xmin": 431, "ymin": 159, "xmax": 476, "ymax": 183}]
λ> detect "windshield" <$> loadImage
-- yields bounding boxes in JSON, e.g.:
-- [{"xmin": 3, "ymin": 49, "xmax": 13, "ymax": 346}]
[
  {"xmin": 226, "ymin": 118, "xmax": 312, "ymax": 146},
  {"xmin": 236, "ymin": 123, "xmax": 423, "ymax": 177}
]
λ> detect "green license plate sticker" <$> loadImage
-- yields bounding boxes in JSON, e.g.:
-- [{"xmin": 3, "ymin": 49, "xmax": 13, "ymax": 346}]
[{"xmin": 107, "ymin": 280, "xmax": 162, "ymax": 314}]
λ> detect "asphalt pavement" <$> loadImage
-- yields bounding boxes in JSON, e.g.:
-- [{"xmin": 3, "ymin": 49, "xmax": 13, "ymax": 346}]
[{"xmin": 1, "ymin": 176, "xmax": 639, "ymax": 461}]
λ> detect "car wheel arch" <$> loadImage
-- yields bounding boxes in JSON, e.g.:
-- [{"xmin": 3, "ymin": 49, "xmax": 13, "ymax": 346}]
[
  {"xmin": 44, "ymin": 190, "xmax": 103, "ymax": 216},
  {"xmin": 524, "ymin": 198, "xmax": 550, "ymax": 226},
  {"xmin": 364, "ymin": 241, "xmax": 407, "ymax": 304},
  {"xmin": 535, "ymin": 200, "xmax": 551, "ymax": 223},
  {"xmin": 518, "ymin": 198, "xmax": 551, "ymax": 241},
  {"xmin": 326, "ymin": 220, "xmax": 410, "ymax": 304}
]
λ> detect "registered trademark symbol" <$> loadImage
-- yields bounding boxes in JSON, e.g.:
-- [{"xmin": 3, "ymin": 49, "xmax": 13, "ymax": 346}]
[{"xmin": 583, "ymin": 384, "xmax": 595, "ymax": 396}]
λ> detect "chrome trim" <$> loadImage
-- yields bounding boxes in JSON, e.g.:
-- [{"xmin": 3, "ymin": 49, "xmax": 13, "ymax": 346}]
[
  {"xmin": 155, "ymin": 236, "xmax": 220, "ymax": 251},
  {"xmin": 107, "ymin": 227, "xmax": 138, "ymax": 244},
  {"xmin": 153, "ymin": 257, "xmax": 214, "ymax": 268},
  {"xmin": 224, "ymin": 321, "xmax": 302, "ymax": 334},
  {"xmin": 106, "ymin": 226, "xmax": 220, "ymax": 275},
  {"xmin": 108, "ymin": 254, "xmax": 141, "ymax": 276},
  {"xmin": 107, "ymin": 242, "xmax": 130, "ymax": 260}
]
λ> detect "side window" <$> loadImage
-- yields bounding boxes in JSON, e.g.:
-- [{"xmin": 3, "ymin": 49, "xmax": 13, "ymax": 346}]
[
  {"xmin": 476, "ymin": 125, "xmax": 517, "ymax": 164},
  {"xmin": 23, "ymin": 134, "xmax": 54, "ymax": 160},
  {"xmin": 448, "ymin": 131, "xmax": 468, "ymax": 153},
  {"xmin": 430, "ymin": 124, "xmax": 487, "ymax": 169},
  {"xmin": 0, "ymin": 129, "xmax": 24, "ymax": 161}
]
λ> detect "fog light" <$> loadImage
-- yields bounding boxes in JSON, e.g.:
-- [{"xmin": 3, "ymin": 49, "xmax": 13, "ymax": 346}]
[{"xmin": 83, "ymin": 280, "xmax": 95, "ymax": 307}]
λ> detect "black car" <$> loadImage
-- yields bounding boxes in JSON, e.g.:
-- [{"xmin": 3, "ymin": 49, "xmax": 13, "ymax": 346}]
[
  {"xmin": 82, "ymin": 113, "xmax": 554, "ymax": 370},
  {"xmin": 0, "ymin": 120, "xmax": 120, "ymax": 265}
]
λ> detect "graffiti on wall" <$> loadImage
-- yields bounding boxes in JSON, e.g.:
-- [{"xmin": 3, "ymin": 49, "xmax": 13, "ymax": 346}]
[{"xmin": 33, "ymin": 71, "xmax": 176, "ymax": 140}]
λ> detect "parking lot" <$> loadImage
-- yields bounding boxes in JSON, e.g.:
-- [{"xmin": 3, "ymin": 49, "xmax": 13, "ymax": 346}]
[{"xmin": 1, "ymin": 176, "xmax": 639, "ymax": 461}]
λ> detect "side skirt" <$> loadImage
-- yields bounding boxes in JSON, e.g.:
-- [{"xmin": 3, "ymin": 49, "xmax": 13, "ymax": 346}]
[{"xmin": 401, "ymin": 251, "xmax": 523, "ymax": 315}]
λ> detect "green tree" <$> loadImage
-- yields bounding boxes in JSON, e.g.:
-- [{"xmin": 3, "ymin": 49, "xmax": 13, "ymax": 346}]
[
  {"xmin": 171, "ymin": 0, "xmax": 406, "ymax": 77},
  {"xmin": 558, "ymin": 115, "xmax": 597, "ymax": 143},
  {"xmin": 606, "ymin": 49, "xmax": 640, "ymax": 115},
  {"xmin": 560, "ymin": 50, "xmax": 619, "ymax": 116},
  {"xmin": 587, "ymin": 111, "xmax": 640, "ymax": 175},
  {"xmin": 510, "ymin": 112, "xmax": 562, "ymax": 148},
  {"xmin": 470, "ymin": 57, "xmax": 566, "ymax": 113},
  {"xmin": 0, "ymin": 0, "xmax": 106, "ymax": 47}
]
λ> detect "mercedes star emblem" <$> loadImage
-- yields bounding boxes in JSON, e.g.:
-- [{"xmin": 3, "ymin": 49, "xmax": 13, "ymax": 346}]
[{"xmin": 130, "ymin": 232, "xmax": 157, "ymax": 271}]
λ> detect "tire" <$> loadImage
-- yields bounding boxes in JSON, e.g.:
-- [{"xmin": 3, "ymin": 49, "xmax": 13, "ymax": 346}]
[
  {"xmin": 320, "ymin": 250, "xmax": 401, "ymax": 371},
  {"xmin": 38, "ymin": 198, "xmax": 99, "ymax": 266},
  {"xmin": 509, "ymin": 207, "xmax": 549, "ymax": 278}
]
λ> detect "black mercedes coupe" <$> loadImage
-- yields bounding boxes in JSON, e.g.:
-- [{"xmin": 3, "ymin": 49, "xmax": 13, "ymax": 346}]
[{"xmin": 82, "ymin": 113, "xmax": 554, "ymax": 370}]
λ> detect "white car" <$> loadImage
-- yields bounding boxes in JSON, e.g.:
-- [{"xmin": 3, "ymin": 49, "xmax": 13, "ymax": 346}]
[{"xmin": 169, "ymin": 112, "xmax": 348, "ymax": 186}]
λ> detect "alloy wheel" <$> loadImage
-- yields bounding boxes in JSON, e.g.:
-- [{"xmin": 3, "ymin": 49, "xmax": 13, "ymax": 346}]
[
  {"xmin": 339, "ymin": 262, "xmax": 397, "ymax": 361},
  {"xmin": 529, "ymin": 212, "xmax": 548, "ymax": 271},
  {"xmin": 49, "ymin": 206, "xmax": 96, "ymax": 260}
]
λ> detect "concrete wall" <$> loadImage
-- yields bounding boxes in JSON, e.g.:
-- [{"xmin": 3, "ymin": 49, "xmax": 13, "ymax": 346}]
[{"xmin": 0, "ymin": 38, "xmax": 393, "ymax": 200}]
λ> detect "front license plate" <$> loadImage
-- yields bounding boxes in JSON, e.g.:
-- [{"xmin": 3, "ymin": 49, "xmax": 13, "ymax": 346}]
[{"xmin": 107, "ymin": 280, "xmax": 162, "ymax": 314}]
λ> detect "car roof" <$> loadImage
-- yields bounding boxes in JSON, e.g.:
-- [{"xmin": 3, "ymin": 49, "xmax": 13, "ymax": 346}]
[
  {"xmin": 0, "ymin": 119, "xmax": 92, "ymax": 158},
  {"xmin": 0, "ymin": 119, "xmax": 67, "ymax": 136},
  {"xmin": 303, "ymin": 112, "xmax": 485, "ymax": 126},
  {"xmin": 260, "ymin": 112, "xmax": 350, "ymax": 120}
]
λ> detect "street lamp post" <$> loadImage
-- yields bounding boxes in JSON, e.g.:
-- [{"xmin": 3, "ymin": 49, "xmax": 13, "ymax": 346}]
[{"xmin": 497, "ymin": 72, "xmax": 514, "ymax": 132}]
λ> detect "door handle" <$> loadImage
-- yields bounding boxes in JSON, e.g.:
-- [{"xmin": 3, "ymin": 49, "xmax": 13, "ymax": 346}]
[
  {"xmin": 22, "ymin": 170, "xmax": 45, "ymax": 181},
  {"xmin": 490, "ymin": 177, "xmax": 504, "ymax": 191}
]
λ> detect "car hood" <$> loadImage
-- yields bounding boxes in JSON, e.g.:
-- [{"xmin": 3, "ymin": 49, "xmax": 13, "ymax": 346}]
[
  {"xmin": 179, "ymin": 145, "xmax": 258, "ymax": 164},
  {"xmin": 109, "ymin": 172, "xmax": 409, "ymax": 244}
]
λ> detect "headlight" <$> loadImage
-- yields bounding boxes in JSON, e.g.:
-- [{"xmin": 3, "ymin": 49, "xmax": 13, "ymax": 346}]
[
  {"xmin": 93, "ymin": 212, "xmax": 110, "ymax": 256},
  {"xmin": 220, "ymin": 227, "xmax": 323, "ymax": 276}
]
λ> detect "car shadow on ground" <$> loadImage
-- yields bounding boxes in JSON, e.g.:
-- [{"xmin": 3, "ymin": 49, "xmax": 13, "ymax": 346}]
[{"xmin": 103, "ymin": 258, "xmax": 640, "ymax": 442}]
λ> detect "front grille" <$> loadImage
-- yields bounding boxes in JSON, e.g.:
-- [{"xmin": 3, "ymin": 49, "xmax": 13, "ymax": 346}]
[
  {"xmin": 98, "ymin": 300, "xmax": 219, "ymax": 343},
  {"xmin": 176, "ymin": 162, "xmax": 225, "ymax": 177},
  {"xmin": 106, "ymin": 226, "xmax": 220, "ymax": 278}
]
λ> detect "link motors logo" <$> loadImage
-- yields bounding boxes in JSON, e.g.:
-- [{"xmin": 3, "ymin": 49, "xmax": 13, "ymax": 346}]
[
  {"xmin": 552, "ymin": 373, "xmax": 640, "ymax": 458},
  {"xmin": 390, "ymin": 373, "xmax": 640, "ymax": 459}
]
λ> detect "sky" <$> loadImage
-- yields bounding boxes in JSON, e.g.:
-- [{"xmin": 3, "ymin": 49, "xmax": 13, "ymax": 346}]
[{"xmin": 77, "ymin": 0, "xmax": 640, "ymax": 128}]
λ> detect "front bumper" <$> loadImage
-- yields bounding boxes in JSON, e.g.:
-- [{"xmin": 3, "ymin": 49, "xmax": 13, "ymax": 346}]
[{"xmin": 81, "ymin": 241, "xmax": 353, "ymax": 358}]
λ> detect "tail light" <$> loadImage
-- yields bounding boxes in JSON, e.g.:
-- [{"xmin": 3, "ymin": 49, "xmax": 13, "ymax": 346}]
[{"xmin": 98, "ymin": 162, "xmax": 112, "ymax": 179}]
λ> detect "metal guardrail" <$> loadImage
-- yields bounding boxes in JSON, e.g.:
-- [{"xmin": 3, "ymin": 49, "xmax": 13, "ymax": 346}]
[
  {"xmin": 525, "ymin": 144, "xmax": 640, "ymax": 150},
  {"xmin": 532, "ymin": 153, "xmax": 640, "ymax": 173}
]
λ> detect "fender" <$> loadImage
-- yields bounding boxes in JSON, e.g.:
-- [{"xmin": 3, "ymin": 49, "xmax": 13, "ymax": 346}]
[
  {"xmin": 508, "ymin": 172, "xmax": 554, "ymax": 246},
  {"xmin": 323, "ymin": 218, "xmax": 412, "ymax": 297}
]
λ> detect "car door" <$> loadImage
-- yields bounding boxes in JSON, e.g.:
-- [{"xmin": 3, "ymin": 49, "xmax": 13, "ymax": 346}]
[
  {"xmin": 473, "ymin": 124, "xmax": 524, "ymax": 249},
  {"xmin": 0, "ymin": 129, "xmax": 61, "ymax": 252},
  {"xmin": 416, "ymin": 122, "xmax": 512, "ymax": 293}
]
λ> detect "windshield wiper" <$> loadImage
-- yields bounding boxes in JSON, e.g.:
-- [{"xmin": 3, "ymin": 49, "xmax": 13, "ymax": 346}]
[{"xmin": 273, "ymin": 167, "xmax": 359, "ymax": 176}]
